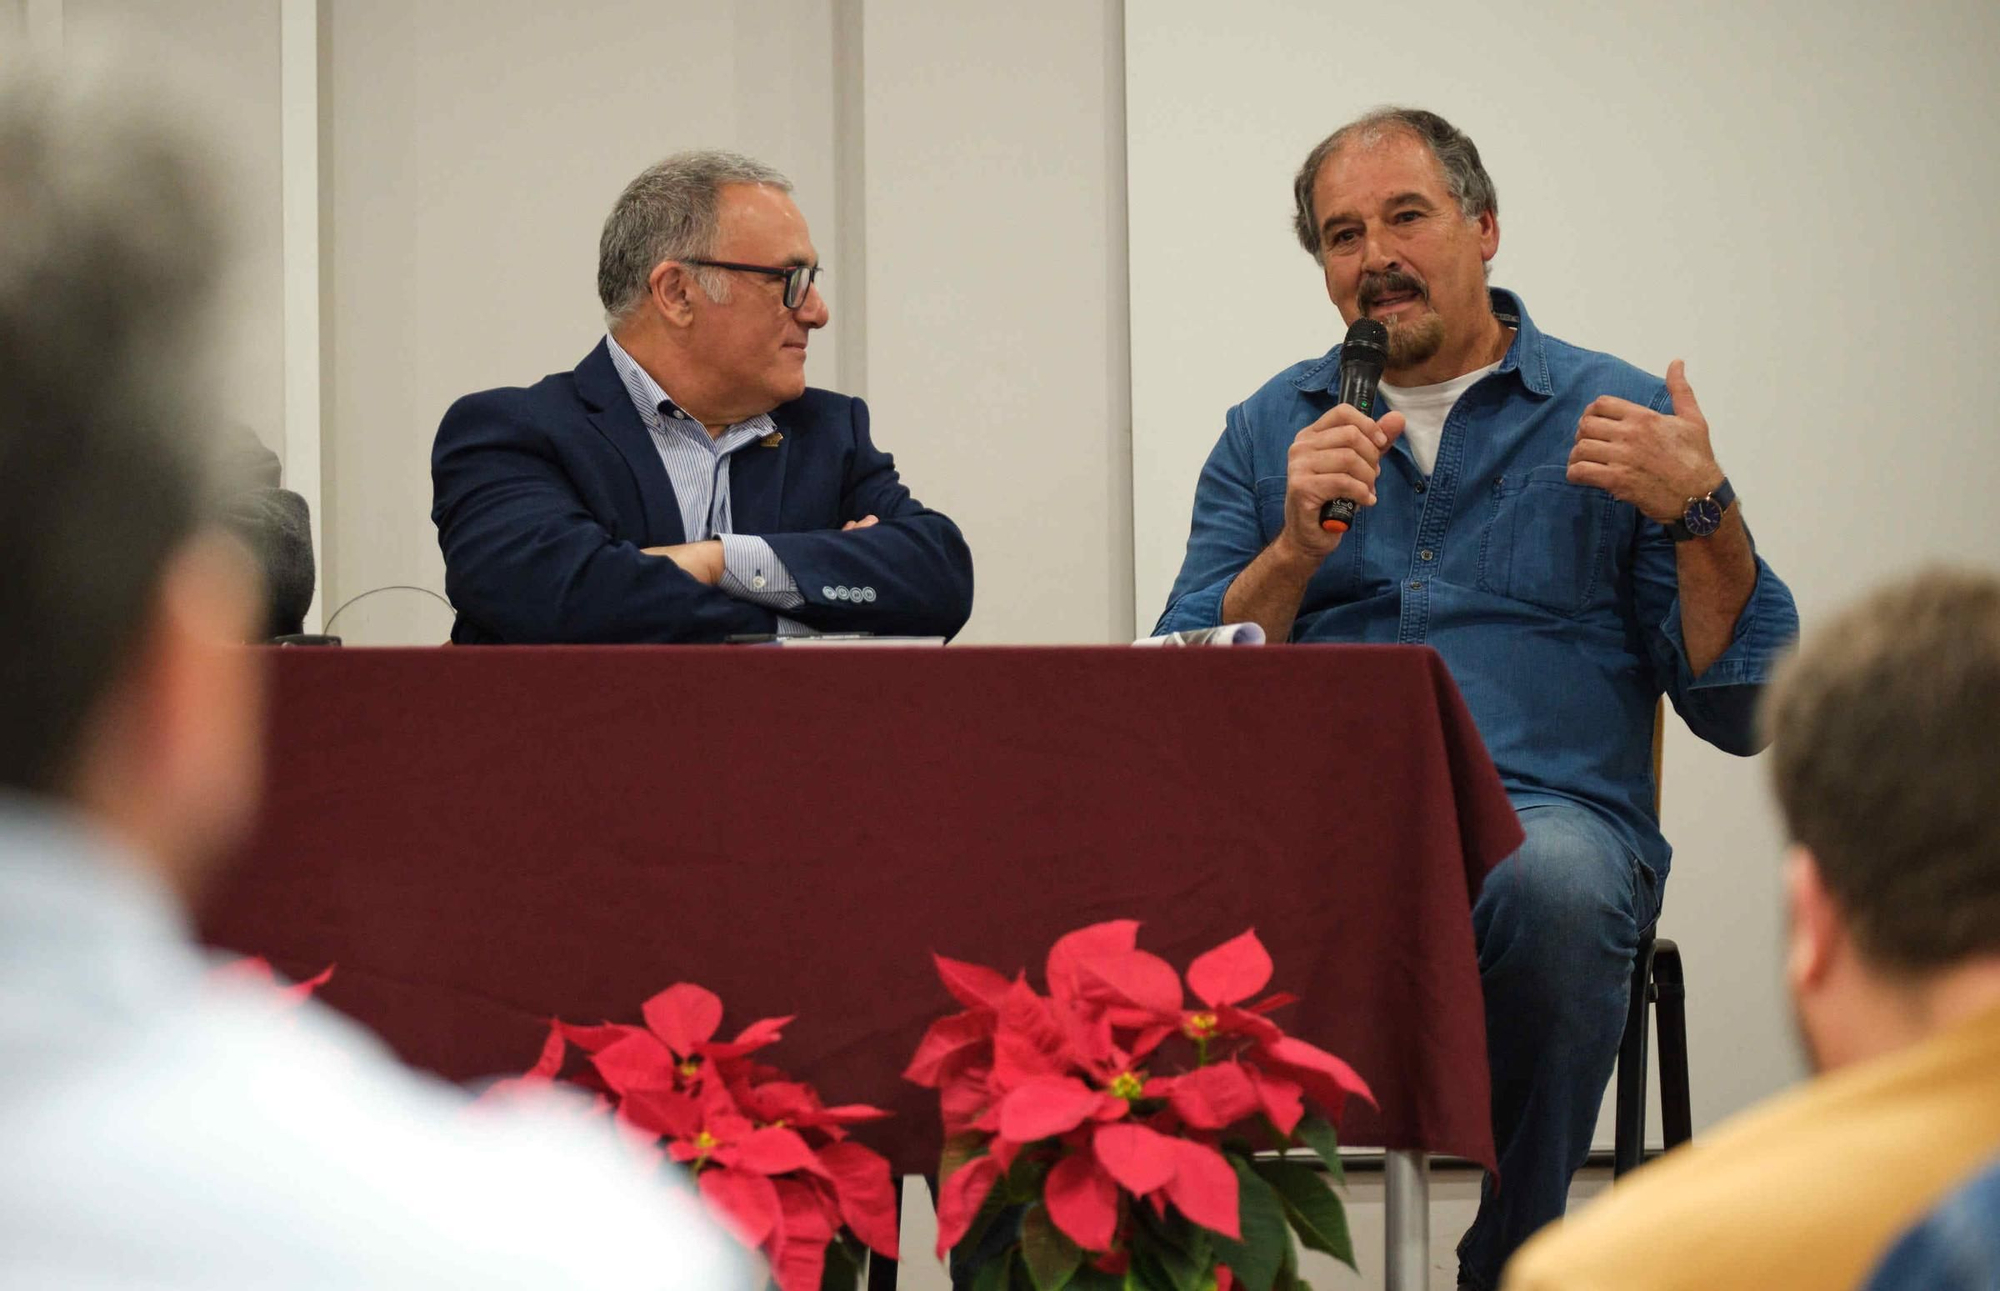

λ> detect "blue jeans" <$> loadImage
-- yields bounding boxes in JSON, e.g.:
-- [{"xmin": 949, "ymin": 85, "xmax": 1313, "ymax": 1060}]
[{"xmin": 1455, "ymin": 804, "xmax": 1660, "ymax": 1291}]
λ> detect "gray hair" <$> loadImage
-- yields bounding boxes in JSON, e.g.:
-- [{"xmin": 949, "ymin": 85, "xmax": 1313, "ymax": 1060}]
[
  {"xmin": 597, "ymin": 150, "xmax": 792, "ymax": 323},
  {"xmin": 0, "ymin": 60, "xmax": 226, "ymax": 794},
  {"xmin": 1291, "ymin": 107, "xmax": 1499, "ymax": 256}
]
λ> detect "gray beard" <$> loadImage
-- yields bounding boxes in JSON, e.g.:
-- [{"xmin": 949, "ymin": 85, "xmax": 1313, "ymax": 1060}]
[{"xmin": 1385, "ymin": 311, "xmax": 1446, "ymax": 369}]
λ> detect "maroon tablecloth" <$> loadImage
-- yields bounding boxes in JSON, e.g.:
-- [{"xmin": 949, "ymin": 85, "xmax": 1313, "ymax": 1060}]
[{"xmin": 199, "ymin": 645, "xmax": 1522, "ymax": 1173}]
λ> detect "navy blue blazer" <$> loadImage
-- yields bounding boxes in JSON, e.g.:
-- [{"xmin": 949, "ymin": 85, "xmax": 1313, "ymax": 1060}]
[{"xmin": 431, "ymin": 341, "xmax": 974, "ymax": 643}]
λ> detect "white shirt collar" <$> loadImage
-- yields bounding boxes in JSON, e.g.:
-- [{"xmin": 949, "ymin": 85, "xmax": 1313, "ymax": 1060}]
[{"xmin": 603, "ymin": 333, "xmax": 775, "ymax": 449}]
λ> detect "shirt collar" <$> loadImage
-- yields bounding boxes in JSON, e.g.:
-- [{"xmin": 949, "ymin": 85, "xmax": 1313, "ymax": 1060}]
[
  {"xmin": 1292, "ymin": 287, "xmax": 1552, "ymax": 400},
  {"xmin": 604, "ymin": 331, "xmax": 683, "ymax": 434},
  {"xmin": 603, "ymin": 332, "xmax": 778, "ymax": 450}
]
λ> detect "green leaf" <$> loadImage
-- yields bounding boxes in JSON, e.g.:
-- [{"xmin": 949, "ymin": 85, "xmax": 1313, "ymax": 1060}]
[
  {"xmin": 1127, "ymin": 1247, "xmax": 1175, "ymax": 1291},
  {"xmin": 1007, "ymin": 1150, "xmax": 1053, "ymax": 1204},
  {"xmin": 1260, "ymin": 1161, "xmax": 1355, "ymax": 1271},
  {"xmin": 1021, "ymin": 1204, "xmax": 1083, "ymax": 1291},
  {"xmin": 971, "ymin": 1251, "xmax": 1014, "ymax": 1291},
  {"xmin": 1181, "ymin": 1223, "xmax": 1214, "ymax": 1277},
  {"xmin": 1292, "ymin": 1116, "xmax": 1345, "ymax": 1187},
  {"xmin": 1210, "ymin": 1154, "xmax": 1290, "ymax": 1291},
  {"xmin": 961, "ymin": 1195, "xmax": 1022, "ymax": 1266},
  {"xmin": 1132, "ymin": 1231, "xmax": 1208, "ymax": 1291},
  {"xmin": 818, "ymin": 1235, "xmax": 863, "ymax": 1291},
  {"xmin": 1065, "ymin": 1266, "xmax": 1125, "ymax": 1291},
  {"xmin": 1276, "ymin": 1232, "xmax": 1301, "ymax": 1291},
  {"xmin": 1129, "ymin": 1196, "xmax": 1213, "ymax": 1275}
]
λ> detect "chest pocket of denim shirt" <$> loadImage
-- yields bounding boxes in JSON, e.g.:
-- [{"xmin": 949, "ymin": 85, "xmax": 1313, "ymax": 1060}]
[
  {"xmin": 1255, "ymin": 475, "xmax": 1363, "ymax": 599},
  {"xmin": 1477, "ymin": 464, "xmax": 1613, "ymax": 617}
]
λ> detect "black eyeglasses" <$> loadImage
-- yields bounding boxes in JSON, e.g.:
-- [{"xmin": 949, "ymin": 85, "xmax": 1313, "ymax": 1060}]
[{"xmin": 683, "ymin": 259, "xmax": 824, "ymax": 310}]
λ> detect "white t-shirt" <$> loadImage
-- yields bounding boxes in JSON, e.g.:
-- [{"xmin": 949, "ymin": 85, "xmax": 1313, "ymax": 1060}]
[
  {"xmin": 0, "ymin": 797, "xmax": 755, "ymax": 1291},
  {"xmin": 1379, "ymin": 360, "xmax": 1502, "ymax": 477}
]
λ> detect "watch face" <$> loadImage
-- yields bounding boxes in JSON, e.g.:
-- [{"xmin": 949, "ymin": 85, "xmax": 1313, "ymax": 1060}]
[{"xmin": 1683, "ymin": 497, "xmax": 1724, "ymax": 537}]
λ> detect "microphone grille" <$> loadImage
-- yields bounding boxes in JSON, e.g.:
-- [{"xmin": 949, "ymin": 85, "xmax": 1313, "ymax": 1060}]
[{"xmin": 1342, "ymin": 317, "xmax": 1390, "ymax": 358}]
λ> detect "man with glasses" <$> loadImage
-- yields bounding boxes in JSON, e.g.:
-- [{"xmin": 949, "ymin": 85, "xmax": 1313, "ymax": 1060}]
[{"xmin": 433, "ymin": 150, "xmax": 973, "ymax": 642}]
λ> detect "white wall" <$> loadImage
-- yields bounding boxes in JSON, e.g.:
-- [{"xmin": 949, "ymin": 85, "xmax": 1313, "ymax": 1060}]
[
  {"xmin": 1127, "ymin": 0, "xmax": 2000, "ymax": 1150},
  {"xmin": 859, "ymin": 0, "xmax": 1133, "ymax": 643},
  {"xmin": 21, "ymin": 0, "xmax": 287, "ymax": 465}
]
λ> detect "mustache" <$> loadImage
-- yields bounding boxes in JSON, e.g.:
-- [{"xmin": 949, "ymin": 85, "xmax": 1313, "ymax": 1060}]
[{"xmin": 1358, "ymin": 270, "xmax": 1428, "ymax": 310}]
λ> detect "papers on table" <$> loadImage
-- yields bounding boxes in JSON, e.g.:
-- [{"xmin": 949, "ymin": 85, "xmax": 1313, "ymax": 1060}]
[{"xmin": 1134, "ymin": 623, "xmax": 1267, "ymax": 647}]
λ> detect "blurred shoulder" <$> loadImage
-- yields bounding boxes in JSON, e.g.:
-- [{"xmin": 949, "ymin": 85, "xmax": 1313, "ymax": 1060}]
[{"xmin": 3, "ymin": 989, "xmax": 751, "ymax": 1287}]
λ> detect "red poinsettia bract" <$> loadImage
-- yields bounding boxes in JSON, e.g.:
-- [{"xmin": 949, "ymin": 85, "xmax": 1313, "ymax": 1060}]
[
  {"xmin": 211, "ymin": 956, "xmax": 334, "ymax": 1004},
  {"xmin": 905, "ymin": 923, "xmax": 1373, "ymax": 1290},
  {"xmin": 504, "ymin": 982, "xmax": 899, "ymax": 1291}
]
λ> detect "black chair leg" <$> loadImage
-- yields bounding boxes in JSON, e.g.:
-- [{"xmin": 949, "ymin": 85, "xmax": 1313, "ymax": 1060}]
[
  {"xmin": 865, "ymin": 1179, "xmax": 904, "ymax": 1291},
  {"xmin": 1652, "ymin": 939, "xmax": 1692, "ymax": 1149},
  {"xmin": 1612, "ymin": 926, "xmax": 1658, "ymax": 1179}
]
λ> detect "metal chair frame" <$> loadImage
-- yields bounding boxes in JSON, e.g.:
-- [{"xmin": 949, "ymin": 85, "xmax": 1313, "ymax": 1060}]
[
  {"xmin": 1613, "ymin": 699, "xmax": 1693, "ymax": 1178},
  {"xmin": 1612, "ymin": 927, "xmax": 1691, "ymax": 1177}
]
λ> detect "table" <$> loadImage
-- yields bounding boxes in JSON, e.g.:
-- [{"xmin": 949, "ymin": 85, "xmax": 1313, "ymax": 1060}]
[{"xmin": 199, "ymin": 645, "xmax": 1522, "ymax": 1289}]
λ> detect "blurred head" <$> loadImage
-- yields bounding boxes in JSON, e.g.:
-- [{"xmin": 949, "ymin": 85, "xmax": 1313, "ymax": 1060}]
[
  {"xmin": 0, "ymin": 62, "xmax": 265, "ymax": 900},
  {"xmin": 1764, "ymin": 568, "xmax": 2000, "ymax": 1070},
  {"xmin": 1292, "ymin": 108, "xmax": 1500, "ymax": 374},
  {"xmin": 598, "ymin": 151, "xmax": 827, "ymax": 424}
]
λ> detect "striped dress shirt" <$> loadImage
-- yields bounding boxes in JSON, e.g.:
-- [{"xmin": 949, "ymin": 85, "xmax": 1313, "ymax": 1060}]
[{"xmin": 604, "ymin": 333, "xmax": 808, "ymax": 626}]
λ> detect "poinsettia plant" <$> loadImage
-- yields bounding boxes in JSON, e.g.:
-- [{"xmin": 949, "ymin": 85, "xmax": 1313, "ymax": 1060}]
[
  {"xmin": 905, "ymin": 922, "xmax": 1372, "ymax": 1291},
  {"xmin": 212, "ymin": 956, "xmax": 334, "ymax": 1002},
  {"xmin": 497, "ymin": 982, "xmax": 900, "ymax": 1291}
]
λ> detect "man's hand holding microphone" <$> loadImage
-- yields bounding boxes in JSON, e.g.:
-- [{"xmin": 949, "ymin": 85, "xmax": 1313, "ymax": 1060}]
[
  {"xmin": 1222, "ymin": 318, "xmax": 1404, "ymax": 640},
  {"xmin": 1284, "ymin": 407, "xmax": 1406, "ymax": 556}
]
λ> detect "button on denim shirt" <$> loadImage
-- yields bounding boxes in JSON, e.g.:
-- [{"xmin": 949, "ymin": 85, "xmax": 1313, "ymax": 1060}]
[{"xmin": 1156, "ymin": 289, "xmax": 1799, "ymax": 879}]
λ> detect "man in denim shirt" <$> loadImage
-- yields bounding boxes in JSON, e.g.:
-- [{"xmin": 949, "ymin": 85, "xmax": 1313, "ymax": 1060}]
[{"xmin": 1157, "ymin": 107, "xmax": 1799, "ymax": 1289}]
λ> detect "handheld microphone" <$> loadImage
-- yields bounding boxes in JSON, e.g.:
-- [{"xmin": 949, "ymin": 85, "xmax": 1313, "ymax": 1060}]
[{"xmin": 1318, "ymin": 317, "xmax": 1391, "ymax": 533}]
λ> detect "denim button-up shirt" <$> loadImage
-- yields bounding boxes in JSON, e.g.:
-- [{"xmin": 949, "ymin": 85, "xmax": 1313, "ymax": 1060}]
[{"xmin": 1156, "ymin": 289, "xmax": 1799, "ymax": 878}]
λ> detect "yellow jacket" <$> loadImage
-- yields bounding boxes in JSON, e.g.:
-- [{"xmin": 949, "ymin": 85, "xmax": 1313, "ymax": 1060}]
[{"xmin": 1505, "ymin": 1003, "xmax": 2000, "ymax": 1291}]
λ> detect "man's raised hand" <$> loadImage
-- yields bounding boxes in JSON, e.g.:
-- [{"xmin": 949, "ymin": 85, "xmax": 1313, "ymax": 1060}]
[{"xmin": 1567, "ymin": 359, "xmax": 1723, "ymax": 522}]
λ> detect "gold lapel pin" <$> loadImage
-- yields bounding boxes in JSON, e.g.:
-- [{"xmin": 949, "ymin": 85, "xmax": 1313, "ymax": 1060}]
[{"xmin": 760, "ymin": 431, "xmax": 784, "ymax": 449}]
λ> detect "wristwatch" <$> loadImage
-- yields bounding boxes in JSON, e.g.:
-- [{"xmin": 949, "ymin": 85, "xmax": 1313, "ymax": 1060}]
[{"xmin": 1668, "ymin": 478, "xmax": 1735, "ymax": 541}]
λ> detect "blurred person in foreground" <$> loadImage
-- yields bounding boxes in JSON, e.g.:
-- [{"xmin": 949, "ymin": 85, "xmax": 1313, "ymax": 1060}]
[
  {"xmin": 0, "ymin": 61, "xmax": 748, "ymax": 1287},
  {"xmin": 1505, "ymin": 568, "xmax": 2000, "ymax": 1290}
]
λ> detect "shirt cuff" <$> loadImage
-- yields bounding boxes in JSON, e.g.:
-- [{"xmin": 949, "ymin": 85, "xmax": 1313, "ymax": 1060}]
[
  {"xmin": 775, "ymin": 615, "xmax": 818, "ymax": 638},
  {"xmin": 1658, "ymin": 554, "xmax": 1797, "ymax": 690},
  {"xmin": 1154, "ymin": 580, "xmax": 1230, "ymax": 637},
  {"xmin": 718, "ymin": 535, "xmax": 806, "ymax": 611}
]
